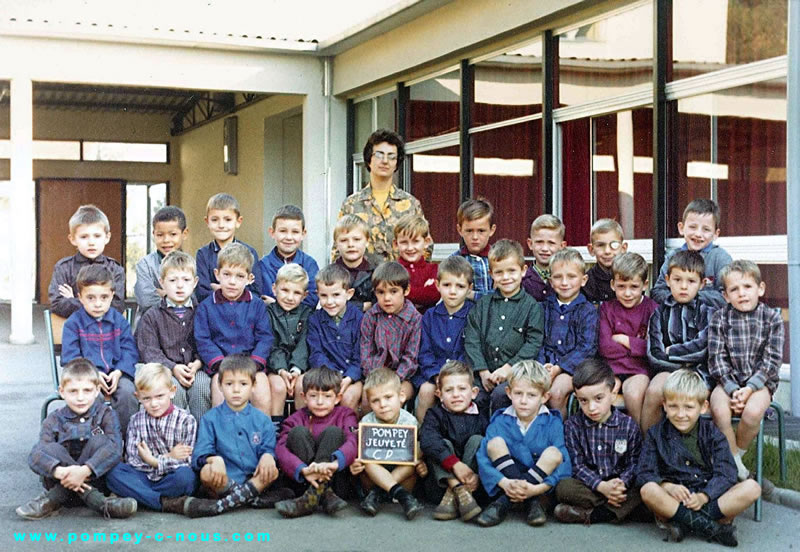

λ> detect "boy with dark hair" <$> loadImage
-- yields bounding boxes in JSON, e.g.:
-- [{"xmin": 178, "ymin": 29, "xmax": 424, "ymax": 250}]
[
  {"xmin": 307, "ymin": 264, "xmax": 364, "ymax": 410},
  {"xmin": 360, "ymin": 261, "xmax": 422, "ymax": 409},
  {"xmin": 134, "ymin": 205, "xmax": 189, "ymax": 316},
  {"xmin": 420, "ymin": 360, "xmax": 488, "ymax": 521},
  {"xmin": 165, "ymin": 355, "xmax": 282, "ymax": 517},
  {"xmin": 195, "ymin": 193, "xmax": 261, "ymax": 303},
  {"xmin": 651, "ymin": 198, "xmax": 732, "ymax": 307},
  {"xmin": 256, "ymin": 204, "xmax": 319, "ymax": 308},
  {"xmin": 48, "ymin": 204, "xmax": 125, "ymax": 318},
  {"xmin": 61, "ymin": 264, "xmax": 139, "ymax": 434},
  {"xmin": 642, "ymin": 250, "xmax": 716, "ymax": 431},
  {"xmin": 274, "ymin": 367, "xmax": 358, "ymax": 518},
  {"xmin": 555, "ymin": 358, "xmax": 643, "ymax": 525},
  {"xmin": 451, "ymin": 198, "xmax": 497, "ymax": 301},
  {"xmin": 638, "ymin": 369, "xmax": 760, "ymax": 546},
  {"xmin": 17, "ymin": 359, "xmax": 137, "ymax": 520}
]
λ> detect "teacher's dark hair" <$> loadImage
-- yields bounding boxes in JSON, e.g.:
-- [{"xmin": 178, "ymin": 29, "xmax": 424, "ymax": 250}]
[{"xmin": 363, "ymin": 129, "xmax": 405, "ymax": 172}]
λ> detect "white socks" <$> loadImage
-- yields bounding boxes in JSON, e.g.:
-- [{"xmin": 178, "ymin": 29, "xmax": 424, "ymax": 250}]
[{"xmin": 733, "ymin": 449, "xmax": 750, "ymax": 481}]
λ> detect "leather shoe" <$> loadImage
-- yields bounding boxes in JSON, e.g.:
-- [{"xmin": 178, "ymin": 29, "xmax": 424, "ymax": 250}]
[
  {"xmin": 554, "ymin": 503, "xmax": 592, "ymax": 524},
  {"xmin": 359, "ymin": 488, "xmax": 386, "ymax": 517},
  {"xmin": 526, "ymin": 499, "xmax": 547, "ymax": 526},
  {"xmin": 476, "ymin": 495, "xmax": 511, "ymax": 527}
]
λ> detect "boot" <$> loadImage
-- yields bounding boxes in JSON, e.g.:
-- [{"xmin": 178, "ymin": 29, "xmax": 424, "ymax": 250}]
[
  {"xmin": 16, "ymin": 486, "xmax": 70, "ymax": 520},
  {"xmin": 81, "ymin": 488, "xmax": 137, "ymax": 519},
  {"xmin": 320, "ymin": 485, "xmax": 348, "ymax": 515},
  {"xmin": 390, "ymin": 486, "xmax": 424, "ymax": 520},
  {"xmin": 476, "ymin": 495, "xmax": 511, "ymax": 527},
  {"xmin": 250, "ymin": 487, "xmax": 295, "ymax": 509},
  {"xmin": 275, "ymin": 485, "xmax": 321, "ymax": 518},
  {"xmin": 359, "ymin": 487, "xmax": 386, "ymax": 517},
  {"xmin": 554, "ymin": 503, "xmax": 592, "ymax": 525},
  {"xmin": 674, "ymin": 506, "xmax": 735, "ymax": 545},
  {"xmin": 433, "ymin": 488, "xmax": 458, "ymax": 521},
  {"xmin": 453, "ymin": 485, "xmax": 481, "ymax": 521}
]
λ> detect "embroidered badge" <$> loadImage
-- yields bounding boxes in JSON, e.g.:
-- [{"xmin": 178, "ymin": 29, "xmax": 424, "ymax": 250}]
[
  {"xmin": 614, "ymin": 439, "xmax": 628, "ymax": 454},
  {"xmin": 252, "ymin": 432, "xmax": 261, "ymax": 445},
  {"xmin": 91, "ymin": 426, "xmax": 105, "ymax": 436}
]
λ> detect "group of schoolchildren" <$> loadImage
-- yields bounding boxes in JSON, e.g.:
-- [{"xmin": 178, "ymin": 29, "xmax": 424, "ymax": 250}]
[{"xmin": 17, "ymin": 191, "xmax": 784, "ymax": 548}]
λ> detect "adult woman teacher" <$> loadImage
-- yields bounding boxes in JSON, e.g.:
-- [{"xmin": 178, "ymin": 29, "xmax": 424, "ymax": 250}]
[{"xmin": 335, "ymin": 129, "xmax": 428, "ymax": 264}]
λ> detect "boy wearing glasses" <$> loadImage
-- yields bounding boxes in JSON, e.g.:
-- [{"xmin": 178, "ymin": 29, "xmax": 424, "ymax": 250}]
[{"xmin": 584, "ymin": 219, "xmax": 628, "ymax": 305}]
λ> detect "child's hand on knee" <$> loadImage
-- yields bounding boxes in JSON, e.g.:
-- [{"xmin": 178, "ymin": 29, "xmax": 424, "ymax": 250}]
[
  {"xmin": 205, "ymin": 456, "xmax": 227, "ymax": 488},
  {"xmin": 662, "ymin": 482, "xmax": 690, "ymax": 503},
  {"xmin": 350, "ymin": 459, "xmax": 365, "ymax": 475},
  {"xmin": 254, "ymin": 454, "xmax": 278, "ymax": 486},
  {"xmin": 415, "ymin": 460, "xmax": 428, "ymax": 478},
  {"xmin": 478, "ymin": 370, "xmax": 495, "ymax": 392},
  {"xmin": 683, "ymin": 492, "xmax": 709, "ymax": 511}
]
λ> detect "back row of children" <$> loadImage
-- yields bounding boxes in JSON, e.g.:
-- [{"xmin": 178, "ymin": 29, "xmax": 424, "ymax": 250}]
[{"xmin": 37, "ymin": 192, "xmax": 779, "ymax": 544}]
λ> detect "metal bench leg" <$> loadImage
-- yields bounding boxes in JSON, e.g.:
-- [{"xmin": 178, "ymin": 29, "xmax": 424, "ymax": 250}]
[
  {"xmin": 754, "ymin": 418, "xmax": 764, "ymax": 521},
  {"xmin": 772, "ymin": 402, "xmax": 787, "ymax": 481}
]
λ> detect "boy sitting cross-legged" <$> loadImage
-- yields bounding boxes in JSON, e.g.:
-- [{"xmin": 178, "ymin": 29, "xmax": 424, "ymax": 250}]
[
  {"xmin": 394, "ymin": 214, "xmax": 439, "ymax": 313},
  {"xmin": 256, "ymin": 204, "xmax": 319, "ymax": 308},
  {"xmin": 554, "ymin": 359, "xmax": 643, "ymax": 525},
  {"xmin": 350, "ymin": 368, "xmax": 428, "ymax": 520},
  {"xmin": 61, "ymin": 264, "xmax": 139, "ymax": 435},
  {"xmin": 164, "ymin": 355, "xmax": 284, "ymax": 517},
  {"xmin": 538, "ymin": 248, "xmax": 598, "ymax": 415},
  {"xmin": 415, "ymin": 255, "xmax": 475, "ymax": 423},
  {"xmin": 638, "ymin": 369, "xmax": 760, "ymax": 547},
  {"xmin": 360, "ymin": 261, "xmax": 422, "ymax": 412},
  {"xmin": 266, "ymin": 263, "xmax": 313, "ymax": 417},
  {"xmin": 420, "ymin": 360, "xmax": 488, "ymax": 522},
  {"xmin": 106, "ymin": 363, "xmax": 198, "ymax": 512},
  {"xmin": 306, "ymin": 264, "xmax": 364, "ymax": 411},
  {"xmin": 521, "ymin": 214, "xmax": 565, "ymax": 302},
  {"xmin": 136, "ymin": 250, "xmax": 210, "ymax": 421},
  {"xmin": 709, "ymin": 260, "xmax": 784, "ymax": 481},
  {"xmin": 194, "ymin": 243, "xmax": 276, "ymax": 417},
  {"xmin": 48, "ymin": 204, "xmax": 125, "ymax": 318},
  {"xmin": 17, "ymin": 359, "xmax": 137, "ymax": 520},
  {"xmin": 274, "ymin": 366, "xmax": 358, "ymax": 518},
  {"xmin": 597, "ymin": 252, "xmax": 658, "ymax": 425},
  {"xmin": 475, "ymin": 360, "xmax": 570, "ymax": 527},
  {"xmin": 642, "ymin": 250, "xmax": 716, "ymax": 432},
  {"xmin": 465, "ymin": 239, "xmax": 544, "ymax": 413}
]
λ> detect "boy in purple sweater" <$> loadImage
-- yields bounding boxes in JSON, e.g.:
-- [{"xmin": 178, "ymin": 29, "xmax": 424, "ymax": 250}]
[
  {"xmin": 274, "ymin": 367, "xmax": 358, "ymax": 518},
  {"xmin": 597, "ymin": 252, "xmax": 658, "ymax": 425},
  {"xmin": 194, "ymin": 243, "xmax": 275, "ymax": 416}
]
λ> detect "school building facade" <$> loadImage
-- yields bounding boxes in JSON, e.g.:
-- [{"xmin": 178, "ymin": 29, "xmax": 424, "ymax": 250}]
[{"xmin": 1, "ymin": 0, "xmax": 798, "ymax": 410}]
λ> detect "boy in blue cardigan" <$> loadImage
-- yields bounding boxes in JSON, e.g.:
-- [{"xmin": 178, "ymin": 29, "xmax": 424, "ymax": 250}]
[
  {"xmin": 306, "ymin": 264, "xmax": 363, "ymax": 411},
  {"xmin": 194, "ymin": 243, "xmax": 275, "ymax": 416},
  {"xmin": 61, "ymin": 264, "xmax": 139, "ymax": 435},
  {"xmin": 476, "ymin": 360, "xmax": 570, "ymax": 527},
  {"xmin": 256, "ymin": 204, "xmax": 319, "ymax": 308}
]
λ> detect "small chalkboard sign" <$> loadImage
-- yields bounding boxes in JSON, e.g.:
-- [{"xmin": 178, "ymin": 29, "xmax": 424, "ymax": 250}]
[{"xmin": 358, "ymin": 423, "xmax": 417, "ymax": 465}]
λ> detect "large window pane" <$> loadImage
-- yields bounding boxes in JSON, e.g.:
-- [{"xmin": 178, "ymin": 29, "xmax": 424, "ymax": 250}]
[
  {"xmin": 409, "ymin": 145, "xmax": 461, "ymax": 243},
  {"xmin": 472, "ymin": 41, "xmax": 542, "ymax": 127},
  {"xmin": 561, "ymin": 117, "xmax": 591, "ymax": 245},
  {"xmin": 406, "ymin": 70, "xmax": 460, "ymax": 141},
  {"xmin": 376, "ymin": 90, "xmax": 398, "ymax": 132},
  {"xmin": 673, "ymin": 0, "xmax": 787, "ymax": 80},
  {"xmin": 354, "ymin": 100, "xmax": 372, "ymax": 154},
  {"xmin": 472, "ymin": 120, "xmax": 542, "ymax": 245},
  {"xmin": 669, "ymin": 78, "xmax": 786, "ymax": 236},
  {"xmin": 557, "ymin": 2, "xmax": 653, "ymax": 107}
]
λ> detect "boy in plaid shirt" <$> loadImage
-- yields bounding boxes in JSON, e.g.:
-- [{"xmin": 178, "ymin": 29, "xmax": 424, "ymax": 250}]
[
  {"xmin": 709, "ymin": 260, "xmax": 784, "ymax": 481},
  {"xmin": 555, "ymin": 359, "xmax": 642, "ymax": 524},
  {"xmin": 360, "ymin": 261, "xmax": 422, "ymax": 412},
  {"xmin": 107, "ymin": 364, "xmax": 197, "ymax": 511}
]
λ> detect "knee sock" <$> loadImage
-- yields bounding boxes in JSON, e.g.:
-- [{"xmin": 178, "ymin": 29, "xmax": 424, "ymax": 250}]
[
  {"xmin": 670, "ymin": 504, "xmax": 722, "ymax": 538},
  {"xmin": 705, "ymin": 498, "xmax": 725, "ymax": 521},
  {"xmin": 272, "ymin": 415, "xmax": 286, "ymax": 434},
  {"xmin": 523, "ymin": 464, "xmax": 549, "ymax": 485},
  {"xmin": 492, "ymin": 455, "xmax": 524, "ymax": 480},
  {"xmin": 215, "ymin": 481, "xmax": 258, "ymax": 513}
]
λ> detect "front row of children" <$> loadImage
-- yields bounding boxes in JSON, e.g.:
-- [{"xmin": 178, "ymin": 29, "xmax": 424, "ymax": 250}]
[{"xmin": 19, "ymin": 354, "xmax": 759, "ymax": 547}]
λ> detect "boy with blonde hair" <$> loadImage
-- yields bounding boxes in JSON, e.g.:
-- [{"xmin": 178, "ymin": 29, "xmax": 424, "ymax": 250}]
[
  {"xmin": 350, "ymin": 368, "xmax": 427, "ymax": 520},
  {"xmin": 394, "ymin": 214, "xmax": 439, "ymax": 312},
  {"xmin": 476, "ymin": 360, "xmax": 570, "ymax": 527},
  {"xmin": 195, "ymin": 193, "xmax": 261, "ymax": 303},
  {"xmin": 17, "ymin": 359, "xmax": 136, "ymax": 520},
  {"xmin": 256, "ymin": 204, "xmax": 319, "ymax": 308},
  {"xmin": 136, "ymin": 250, "xmax": 210, "ymax": 420},
  {"xmin": 538, "ymin": 248, "xmax": 597, "ymax": 414},
  {"xmin": 267, "ymin": 263, "xmax": 313, "ymax": 418},
  {"xmin": 465, "ymin": 240, "xmax": 544, "ymax": 413},
  {"xmin": 48, "ymin": 204, "xmax": 125, "ymax": 318},
  {"xmin": 107, "ymin": 363, "xmax": 198, "ymax": 511},
  {"xmin": 651, "ymin": 198, "xmax": 732, "ymax": 307},
  {"xmin": 194, "ymin": 243, "xmax": 276, "ymax": 416},
  {"xmin": 61, "ymin": 264, "xmax": 139, "ymax": 434},
  {"xmin": 451, "ymin": 198, "xmax": 497, "ymax": 300},
  {"xmin": 597, "ymin": 252, "xmax": 658, "ymax": 424},
  {"xmin": 307, "ymin": 264, "xmax": 364, "ymax": 410},
  {"xmin": 522, "ymin": 214, "xmax": 566, "ymax": 302},
  {"xmin": 360, "ymin": 261, "xmax": 422, "ymax": 407},
  {"xmin": 333, "ymin": 214, "xmax": 376, "ymax": 311},
  {"xmin": 584, "ymin": 218, "xmax": 628, "ymax": 304},
  {"xmin": 709, "ymin": 260, "xmax": 784, "ymax": 481},
  {"xmin": 638, "ymin": 369, "xmax": 760, "ymax": 546}
]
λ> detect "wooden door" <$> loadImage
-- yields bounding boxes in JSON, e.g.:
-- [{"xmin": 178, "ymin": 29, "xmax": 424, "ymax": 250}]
[{"xmin": 37, "ymin": 179, "xmax": 125, "ymax": 303}]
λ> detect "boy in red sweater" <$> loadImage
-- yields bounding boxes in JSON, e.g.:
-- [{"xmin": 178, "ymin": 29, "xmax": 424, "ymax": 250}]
[{"xmin": 394, "ymin": 214, "xmax": 439, "ymax": 313}]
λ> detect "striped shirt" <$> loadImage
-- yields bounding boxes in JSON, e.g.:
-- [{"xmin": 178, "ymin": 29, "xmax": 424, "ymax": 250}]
[
  {"xmin": 647, "ymin": 296, "xmax": 716, "ymax": 374},
  {"xmin": 124, "ymin": 405, "xmax": 197, "ymax": 481},
  {"xmin": 360, "ymin": 299, "xmax": 422, "ymax": 381},
  {"xmin": 708, "ymin": 302, "xmax": 784, "ymax": 395}
]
